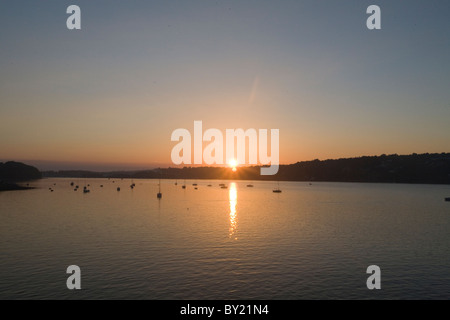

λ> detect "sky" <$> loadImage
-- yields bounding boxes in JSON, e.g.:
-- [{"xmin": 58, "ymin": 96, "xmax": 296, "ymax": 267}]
[{"xmin": 1, "ymin": 0, "xmax": 449, "ymax": 170}]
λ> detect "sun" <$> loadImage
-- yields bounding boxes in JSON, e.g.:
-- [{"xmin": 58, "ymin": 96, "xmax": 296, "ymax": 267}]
[{"xmin": 229, "ymin": 159, "xmax": 238, "ymax": 172}]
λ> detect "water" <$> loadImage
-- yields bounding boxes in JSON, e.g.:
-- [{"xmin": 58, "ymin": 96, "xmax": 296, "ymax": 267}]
[{"xmin": 1, "ymin": 178, "xmax": 450, "ymax": 299}]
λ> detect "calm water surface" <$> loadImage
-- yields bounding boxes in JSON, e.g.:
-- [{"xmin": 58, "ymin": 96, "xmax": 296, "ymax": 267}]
[{"xmin": 1, "ymin": 178, "xmax": 450, "ymax": 299}]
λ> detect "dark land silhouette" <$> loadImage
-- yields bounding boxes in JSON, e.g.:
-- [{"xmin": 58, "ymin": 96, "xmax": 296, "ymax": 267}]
[
  {"xmin": 0, "ymin": 161, "xmax": 41, "ymax": 191},
  {"xmin": 43, "ymin": 153, "xmax": 450, "ymax": 185}
]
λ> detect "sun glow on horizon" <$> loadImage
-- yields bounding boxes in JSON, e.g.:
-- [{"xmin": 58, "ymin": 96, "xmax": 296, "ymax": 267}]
[{"xmin": 229, "ymin": 159, "xmax": 238, "ymax": 172}]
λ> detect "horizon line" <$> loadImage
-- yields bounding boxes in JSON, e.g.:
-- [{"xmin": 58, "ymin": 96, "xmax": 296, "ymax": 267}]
[{"xmin": 4, "ymin": 151, "xmax": 449, "ymax": 173}]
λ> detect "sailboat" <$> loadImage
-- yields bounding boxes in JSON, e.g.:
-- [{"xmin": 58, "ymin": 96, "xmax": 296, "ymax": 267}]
[
  {"xmin": 273, "ymin": 181, "xmax": 282, "ymax": 193},
  {"xmin": 157, "ymin": 170, "xmax": 163, "ymax": 198},
  {"xmin": 83, "ymin": 178, "xmax": 90, "ymax": 193},
  {"xmin": 182, "ymin": 179, "xmax": 186, "ymax": 189},
  {"xmin": 157, "ymin": 179, "xmax": 162, "ymax": 199},
  {"xmin": 175, "ymin": 179, "xmax": 178, "ymax": 186}
]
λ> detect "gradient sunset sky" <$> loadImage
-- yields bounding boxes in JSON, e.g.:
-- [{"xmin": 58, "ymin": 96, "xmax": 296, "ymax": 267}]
[{"xmin": 1, "ymin": 0, "xmax": 449, "ymax": 170}]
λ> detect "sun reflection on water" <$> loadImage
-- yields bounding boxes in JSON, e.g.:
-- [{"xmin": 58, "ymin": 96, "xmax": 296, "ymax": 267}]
[{"xmin": 229, "ymin": 182, "xmax": 238, "ymax": 239}]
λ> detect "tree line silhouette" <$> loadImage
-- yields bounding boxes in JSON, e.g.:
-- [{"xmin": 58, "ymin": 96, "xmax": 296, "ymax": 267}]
[{"xmin": 43, "ymin": 153, "xmax": 450, "ymax": 184}]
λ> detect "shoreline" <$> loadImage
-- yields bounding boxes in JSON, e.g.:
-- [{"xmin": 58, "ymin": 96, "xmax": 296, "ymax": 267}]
[
  {"xmin": 39, "ymin": 176, "xmax": 450, "ymax": 187},
  {"xmin": 0, "ymin": 182, "xmax": 35, "ymax": 192}
]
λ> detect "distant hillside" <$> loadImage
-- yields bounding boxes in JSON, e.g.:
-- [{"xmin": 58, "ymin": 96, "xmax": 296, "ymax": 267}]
[
  {"xmin": 0, "ymin": 161, "xmax": 42, "ymax": 181},
  {"xmin": 43, "ymin": 153, "xmax": 450, "ymax": 184},
  {"xmin": 279, "ymin": 153, "xmax": 450, "ymax": 184}
]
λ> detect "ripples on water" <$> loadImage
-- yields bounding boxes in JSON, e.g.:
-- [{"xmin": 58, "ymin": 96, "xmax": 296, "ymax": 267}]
[{"xmin": 1, "ymin": 179, "xmax": 450, "ymax": 299}]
